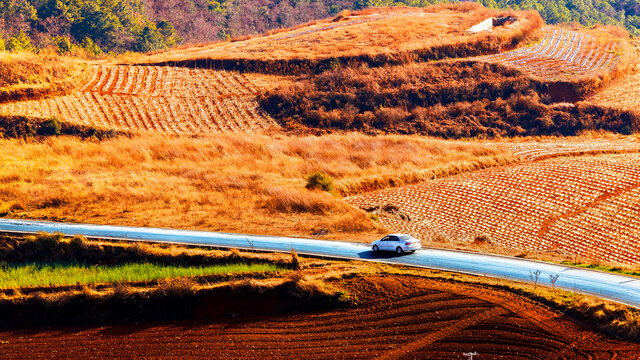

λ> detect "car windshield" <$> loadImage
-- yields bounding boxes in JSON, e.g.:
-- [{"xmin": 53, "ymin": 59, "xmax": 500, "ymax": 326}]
[{"xmin": 400, "ymin": 235, "xmax": 415, "ymax": 241}]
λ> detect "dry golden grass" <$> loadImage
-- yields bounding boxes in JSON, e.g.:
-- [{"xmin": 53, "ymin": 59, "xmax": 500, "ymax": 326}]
[
  {"xmin": 0, "ymin": 132, "xmax": 513, "ymax": 241},
  {"xmin": 131, "ymin": 4, "xmax": 542, "ymax": 72},
  {"xmin": 0, "ymin": 51, "xmax": 89, "ymax": 103}
]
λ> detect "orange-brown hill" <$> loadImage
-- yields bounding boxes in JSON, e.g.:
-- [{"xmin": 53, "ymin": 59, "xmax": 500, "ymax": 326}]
[{"xmin": 134, "ymin": 3, "xmax": 543, "ymax": 74}]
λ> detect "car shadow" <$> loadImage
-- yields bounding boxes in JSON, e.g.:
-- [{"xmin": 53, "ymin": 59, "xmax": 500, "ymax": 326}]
[{"xmin": 357, "ymin": 250, "xmax": 410, "ymax": 259}]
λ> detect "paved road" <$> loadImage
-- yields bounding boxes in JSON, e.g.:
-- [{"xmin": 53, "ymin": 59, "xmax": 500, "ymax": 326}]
[{"xmin": 1, "ymin": 218, "xmax": 639, "ymax": 308}]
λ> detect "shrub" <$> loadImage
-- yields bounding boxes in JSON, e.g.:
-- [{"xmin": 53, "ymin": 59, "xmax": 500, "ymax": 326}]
[
  {"xmin": 53, "ymin": 36, "xmax": 73, "ymax": 54},
  {"xmin": 37, "ymin": 117, "xmax": 62, "ymax": 136},
  {"xmin": 81, "ymin": 38, "xmax": 102, "ymax": 57},
  {"xmin": 7, "ymin": 31, "xmax": 34, "ymax": 52},
  {"xmin": 305, "ymin": 172, "xmax": 334, "ymax": 193}
]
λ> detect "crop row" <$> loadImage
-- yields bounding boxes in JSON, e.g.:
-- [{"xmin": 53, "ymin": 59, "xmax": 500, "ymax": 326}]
[
  {"xmin": 495, "ymin": 137, "xmax": 640, "ymax": 160},
  {"xmin": 479, "ymin": 27, "xmax": 621, "ymax": 81},
  {"xmin": 345, "ymin": 154, "xmax": 640, "ymax": 264},
  {"xmin": 0, "ymin": 65, "xmax": 277, "ymax": 134},
  {"xmin": 81, "ymin": 65, "xmax": 258, "ymax": 97},
  {"xmin": 0, "ymin": 92, "xmax": 276, "ymax": 134}
]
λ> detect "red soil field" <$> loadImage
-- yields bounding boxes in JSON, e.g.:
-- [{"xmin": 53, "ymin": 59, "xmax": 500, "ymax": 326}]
[
  {"xmin": 1, "ymin": 275, "xmax": 638, "ymax": 359},
  {"xmin": 0, "ymin": 65, "xmax": 279, "ymax": 134},
  {"xmin": 346, "ymin": 153, "xmax": 640, "ymax": 265}
]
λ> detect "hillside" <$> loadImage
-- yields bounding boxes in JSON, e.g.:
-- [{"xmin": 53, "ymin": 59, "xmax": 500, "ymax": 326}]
[
  {"xmin": 0, "ymin": 0, "xmax": 638, "ymax": 54},
  {"xmin": 137, "ymin": 4, "xmax": 543, "ymax": 73}
]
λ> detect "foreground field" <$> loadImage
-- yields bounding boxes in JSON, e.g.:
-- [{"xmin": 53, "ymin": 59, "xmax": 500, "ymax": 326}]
[
  {"xmin": 346, "ymin": 152, "xmax": 640, "ymax": 265},
  {"xmin": 2, "ymin": 275, "xmax": 639, "ymax": 359},
  {"xmin": 0, "ymin": 133, "xmax": 514, "ymax": 241}
]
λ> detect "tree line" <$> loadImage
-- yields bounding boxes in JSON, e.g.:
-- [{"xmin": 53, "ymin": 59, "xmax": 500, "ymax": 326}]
[{"xmin": 0, "ymin": 0, "xmax": 637, "ymax": 55}]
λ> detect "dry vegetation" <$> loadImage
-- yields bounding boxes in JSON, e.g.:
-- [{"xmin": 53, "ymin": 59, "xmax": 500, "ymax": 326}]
[
  {"xmin": 0, "ymin": 133, "xmax": 514, "ymax": 241},
  {"xmin": 0, "ymin": 52, "xmax": 89, "ymax": 103},
  {"xmin": 136, "ymin": 4, "xmax": 543, "ymax": 74},
  {"xmin": 261, "ymin": 60, "xmax": 640, "ymax": 137}
]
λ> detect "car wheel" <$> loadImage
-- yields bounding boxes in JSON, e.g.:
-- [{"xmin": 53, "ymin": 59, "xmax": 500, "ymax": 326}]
[
  {"xmin": 396, "ymin": 247, "xmax": 403, "ymax": 255},
  {"xmin": 373, "ymin": 245, "xmax": 379, "ymax": 252}
]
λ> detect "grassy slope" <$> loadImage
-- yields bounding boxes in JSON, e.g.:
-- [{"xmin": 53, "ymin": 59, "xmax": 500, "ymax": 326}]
[
  {"xmin": 0, "ymin": 52, "xmax": 89, "ymax": 103},
  {"xmin": 0, "ymin": 133, "xmax": 515, "ymax": 241},
  {"xmin": 134, "ymin": 4, "xmax": 542, "ymax": 74},
  {"xmin": 0, "ymin": 262, "xmax": 280, "ymax": 289}
]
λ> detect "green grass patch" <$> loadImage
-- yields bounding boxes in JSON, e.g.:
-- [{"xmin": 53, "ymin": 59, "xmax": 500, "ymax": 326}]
[
  {"xmin": 560, "ymin": 261, "xmax": 640, "ymax": 277},
  {"xmin": 0, "ymin": 262, "xmax": 283, "ymax": 289}
]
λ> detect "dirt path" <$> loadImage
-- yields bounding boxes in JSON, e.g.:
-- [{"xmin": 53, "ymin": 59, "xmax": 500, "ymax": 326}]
[{"xmin": 1, "ymin": 275, "xmax": 638, "ymax": 360}]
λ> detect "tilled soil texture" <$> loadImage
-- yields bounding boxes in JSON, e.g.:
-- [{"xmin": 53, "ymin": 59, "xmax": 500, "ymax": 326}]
[{"xmin": 1, "ymin": 275, "xmax": 639, "ymax": 359}]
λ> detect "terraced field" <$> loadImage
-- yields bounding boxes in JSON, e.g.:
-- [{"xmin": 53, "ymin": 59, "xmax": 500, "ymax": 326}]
[
  {"xmin": 588, "ymin": 40, "xmax": 640, "ymax": 111},
  {"xmin": 3, "ymin": 276, "xmax": 637, "ymax": 359},
  {"xmin": 495, "ymin": 136, "xmax": 640, "ymax": 160},
  {"xmin": 0, "ymin": 65, "xmax": 279, "ymax": 134},
  {"xmin": 478, "ymin": 26, "xmax": 626, "ymax": 81},
  {"xmin": 346, "ymin": 153, "xmax": 640, "ymax": 265}
]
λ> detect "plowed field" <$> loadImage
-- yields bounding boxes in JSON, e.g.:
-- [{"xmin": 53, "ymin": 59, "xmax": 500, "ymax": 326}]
[
  {"xmin": 478, "ymin": 26, "xmax": 626, "ymax": 81},
  {"xmin": 1, "ymin": 276, "xmax": 638, "ymax": 359},
  {"xmin": 346, "ymin": 153, "xmax": 640, "ymax": 265},
  {"xmin": 0, "ymin": 65, "xmax": 279, "ymax": 134}
]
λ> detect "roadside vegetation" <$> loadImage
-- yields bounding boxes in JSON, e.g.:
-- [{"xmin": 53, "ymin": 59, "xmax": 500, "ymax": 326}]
[
  {"xmin": 0, "ymin": 133, "xmax": 515, "ymax": 241},
  {"xmin": 0, "ymin": 262, "xmax": 281, "ymax": 289},
  {"xmin": 0, "ymin": 233, "xmax": 346, "ymax": 327}
]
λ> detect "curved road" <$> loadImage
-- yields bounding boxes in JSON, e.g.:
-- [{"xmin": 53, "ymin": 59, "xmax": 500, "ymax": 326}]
[{"xmin": 1, "ymin": 218, "xmax": 639, "ymax": 308}]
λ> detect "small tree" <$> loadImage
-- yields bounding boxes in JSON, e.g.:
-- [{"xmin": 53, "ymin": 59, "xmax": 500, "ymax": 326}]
[
  {"xmin": 305, "ymin": 172, "xmax": 334, "ymax": 193},
  {"xmin": 0, "ymin": 36, "xmax": 5, "ymax": 51},
  {"xmin": 529, "ymin": 270, "xmax": 541, "ymax": 288},
  {"xmin": 8, "ymin": 31, "xmax": 35, "ymax": 52},
  {"xmin": 82, "ymin": 37, "xmax": 102, "ymax": 57},
  {"xmin": 53, "ymin": 36, "xmax": 73, "ymax": 54},
  {"xmin": 549, "ymin": 274, "xmax": 560, "ymax": 293}
]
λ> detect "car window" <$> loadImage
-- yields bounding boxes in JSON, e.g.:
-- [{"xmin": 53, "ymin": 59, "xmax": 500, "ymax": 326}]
[
  {"xmin": 400, "ymin": 235, "xmax": 413, "ymax": 240},
  {"xmin": 389, "ymin": 236, "xmax": 399, "ymax": 241},
  {"xmin": 381, "ymin": 236, "xmax": 390, "ymax": 241}
]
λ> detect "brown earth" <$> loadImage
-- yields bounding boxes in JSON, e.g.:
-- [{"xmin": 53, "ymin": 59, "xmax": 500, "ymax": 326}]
[{"xmin": 1, "ymin": 275, "xmax": 638, "ymax": 360}]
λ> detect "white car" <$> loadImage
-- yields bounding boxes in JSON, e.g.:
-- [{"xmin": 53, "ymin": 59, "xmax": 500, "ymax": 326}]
[{"xmin": 371, "ymin": 234, "xmax": 421, "ymax": 254}]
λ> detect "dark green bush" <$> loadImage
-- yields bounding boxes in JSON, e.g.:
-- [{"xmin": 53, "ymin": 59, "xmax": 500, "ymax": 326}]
[
  {"xmin": 305, "ymin": 172, "xmax": 334, "ymax": 193},
  {"xmin": 38, "ymin": 117, "xmax": 62, "ymax": 136}
]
